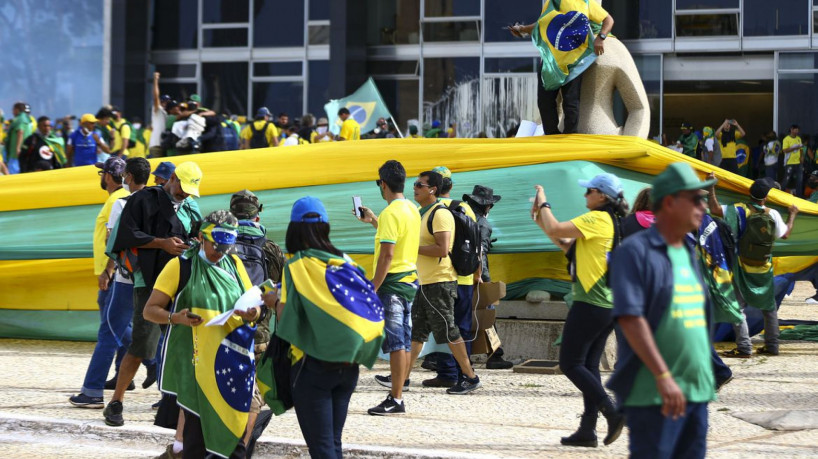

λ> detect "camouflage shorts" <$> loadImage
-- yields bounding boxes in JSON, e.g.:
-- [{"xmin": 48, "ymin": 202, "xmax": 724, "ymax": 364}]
[{"xmin": 411, "ymin": 281, "xmax": 460, "ymax": 344}]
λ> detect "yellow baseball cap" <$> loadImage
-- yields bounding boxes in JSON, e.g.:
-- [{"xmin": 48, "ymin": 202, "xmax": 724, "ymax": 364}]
[
  {"xmin": 80, "ymin": 113, "xmax": 97, "ymax": 124},
  {"xmin": 174, "ymin": 162, "xmax": 203, "ymax": 197}
]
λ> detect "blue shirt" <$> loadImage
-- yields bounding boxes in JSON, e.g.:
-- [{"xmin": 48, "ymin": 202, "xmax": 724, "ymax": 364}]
[
  {"xmin": 67, "ymin": 128, "xmax": 97, "ymax": 166},
  {"xmin": 606, "ymin": 226, "xmax": 713, "ymax": 404}
]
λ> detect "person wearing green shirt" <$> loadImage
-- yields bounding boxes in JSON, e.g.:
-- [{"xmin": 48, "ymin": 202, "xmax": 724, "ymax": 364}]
[
  {"xmin": 4, "ymin": 102, "xmax": 33, "ymax": 174},
  {"xmin": 676, "ymin": 122, "xmax": 699, "ymax": 158}
]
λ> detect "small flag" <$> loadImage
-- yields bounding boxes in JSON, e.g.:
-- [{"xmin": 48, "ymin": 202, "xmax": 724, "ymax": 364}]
[{"xmin": 324, "ymin": 78, "xmax": 393, "ymax": 136}]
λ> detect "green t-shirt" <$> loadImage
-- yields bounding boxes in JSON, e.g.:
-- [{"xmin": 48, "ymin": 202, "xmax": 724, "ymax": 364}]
[
  {"xmin": 625, "ymin": 245, "xmax": 716, "ymax": 407},
  {"xmin": 5, "ymin": 112, "xmax": 33, "ymax": 159}
]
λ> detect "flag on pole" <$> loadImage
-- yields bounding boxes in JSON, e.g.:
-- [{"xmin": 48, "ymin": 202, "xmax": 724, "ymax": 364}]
[
  {"xmin": 324, "ymin": 78, "xmax": 393, "ymax": 136},
  {"xmin": 531, "ymin": 0, "xmax": 606, "ymax": 90}
]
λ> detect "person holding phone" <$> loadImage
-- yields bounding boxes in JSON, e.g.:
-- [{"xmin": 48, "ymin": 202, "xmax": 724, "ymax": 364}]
[
  {"xmin": 782, "ymin": 124, "xmax": 803, "ymax": 194},
  {"xmin": 144, "ymin": 210, "xmax": 261, "ymax": 459},
  {"xmin": 715, "ymin": 118, "xmax": 746, "ymax": 174}
]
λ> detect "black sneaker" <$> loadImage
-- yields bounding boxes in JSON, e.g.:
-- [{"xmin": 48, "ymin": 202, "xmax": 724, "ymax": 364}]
[
  {"xmin": 420, "ymin": 358, "xmax": 438, "ymax": 371},
  {"xmin": 374, "ymin": 375, "xmax": 410, "ymax": 391},
  {"xmin": 103, "ymin": 400, "xmax": 124, "ymax": 426},
  {"xmin": 485, "ymin": 355, "xmax": 514, "ymax": 370},
  {"xmin": 68, "ymin": 393, "xmax": 104, "ymax": 409},
  {"xmin": 756, "ymin": 346, "xmax": 779, "ymax": 356},
  {"xmin": 446, "ymin": 375, "xmax": 481, "ymax": 395},
  {"xmin": 104, "ymin": 376, "xmax": 135, "ymax": 391},
  {"xmin": 367, "ymin": 394, "xmax": 406, "ymax": 416},
  {"xmin": 142, "ymin": 364, "xmax": 157, "ymax": 389}
]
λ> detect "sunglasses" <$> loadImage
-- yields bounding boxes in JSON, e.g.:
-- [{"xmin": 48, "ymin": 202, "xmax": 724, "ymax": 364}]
[
  {"xmin": 678, "ymin": 193, "xmax": 707, "ymax": 206},
  {"xmin": 375, "ymin": 179, "xmax": 382, "ymax": 187},
  {"xmin": 584, "ymin": 188, "xmax": 599, "ymax": 196},
  {"xmin": 414, "ymin": 181, "xmax": 431, "ymax": 188}
]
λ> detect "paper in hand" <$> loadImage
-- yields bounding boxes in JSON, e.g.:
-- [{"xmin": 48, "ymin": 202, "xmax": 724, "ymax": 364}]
[{"xmin": 206, "ymin": 286, "xmax": 263, "ymax": 327}]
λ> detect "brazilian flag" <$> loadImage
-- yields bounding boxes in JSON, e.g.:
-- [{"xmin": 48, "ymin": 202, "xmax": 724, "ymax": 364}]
[
  {"xmin": 277, "ymin": 248, "xmax": 384, "ymax": 368},
  {"xmin": 532, "ymin": 0, "xmax": 604, "ymax": 90},
  {"xmin": 694, "ymin": 214, "xmax": 742, "ymax": 324},
  {"xmin": 736, "ymin": 139, "xmax": 750, "ymax": 177},
  {"xmin": 725, "ymin": 204, "xmax": 776, "ymax": 312},
  {"xmin": 43, "ymin": 134, "xmax": 67, "ymax": 166},
  {"xmin": 161, "ymin": 251, "xmax": 255, "ymax": 458}
]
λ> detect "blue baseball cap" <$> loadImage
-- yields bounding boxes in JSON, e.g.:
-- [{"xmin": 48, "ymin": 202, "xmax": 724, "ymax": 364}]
[
  {"xmin": 577, "ymin": 173, "xmax": 623, "ymax": 200},
  {"xmin": 290, "ymin": 196, "xmax": 329, "ymax": 223},
  {"xmin": 256, "ymin": 107, "xmax": 271, "ymax": 119},
  {"xmin": 152, "ymin": 161, "xmax": 176, "ymax": 181}
]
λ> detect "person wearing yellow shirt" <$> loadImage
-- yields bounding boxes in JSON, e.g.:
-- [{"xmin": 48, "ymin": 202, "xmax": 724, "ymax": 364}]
[
  {"xmin": 110, "ymin": 107, "xmax": 131, "ymax": 157},
  {"xmin": 782, "ymin": 124, "xmax": 803, "ymax": 194},
  {"xmin": 715, "ymin": 118, "xmax": 746, "ymax": 174},
  {"xmin": 335, "ymin": 107, "xmax": 360, "ymax": 141},
  {"xmin": 240, "ymin": 107, "xmax": 280, "ymax": 148}
]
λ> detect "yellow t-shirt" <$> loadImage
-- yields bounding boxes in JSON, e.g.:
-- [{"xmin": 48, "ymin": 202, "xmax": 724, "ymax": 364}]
[
  {"xmin": 111, "ymin": 119, "xmax": 131, "ymax": 155},
  {"xmin": 94, "ymin": 187, "xmax": 130, "ymax": 275},
  {"xmin": 374, "ymin": 199, "xmax": 420, "ymax": 280},
  {"xmin": 339, "ymin": 118, "xmax": 361, "ymax": 141},
  {"xmin": 440, "ymin": 198, "xmax": 477, "ymax": 285},
  {"xmin": 569, "ymin": 210, "xmax": 614, "ymax": 308},
  {"xmin": 153, "ymin": 255, "xmax": 253, "ymax": 299},
  {"xmin": 240, "ymin": 120, "xmax": 280, "ymax": 147},
  {"xmin": 417, "ymin": 202, "xmax": 456, "ymax": 285},
  {"xmin": 783, "ymin": 135, "xmax": 802, "ymax": 165},
  {"xmin": 716, "ymin": 130, "xmax": 743, "ymax": 159}
]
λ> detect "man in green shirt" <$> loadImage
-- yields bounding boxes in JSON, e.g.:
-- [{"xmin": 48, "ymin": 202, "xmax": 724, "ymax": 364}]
[
  {"xmin": 609, "ymin": 163, "xmax": 717, "ymax": 458},
  {"xmin": 4, "ymin": 102, "xmax": 33, "ymax": 174},
  {"xmin": 676, "ymin": 122, "xmax": 698, "ymax": 158}
]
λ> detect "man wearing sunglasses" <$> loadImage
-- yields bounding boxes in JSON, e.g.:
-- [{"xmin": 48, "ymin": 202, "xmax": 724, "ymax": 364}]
[{"xmin": 355, "ymin": 160, "xmax": 421, "ymax": 415}]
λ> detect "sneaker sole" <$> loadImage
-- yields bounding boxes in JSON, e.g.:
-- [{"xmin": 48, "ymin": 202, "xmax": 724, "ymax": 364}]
[
  {"xmin": 374, "ymin": 378, "xmax": 410, "ymax": 391},
  {"xmin": 103, "ymin": 418, "xmax": 124, "ymax": 427},
  {"xmin": 447, "ymin": 382, "xmax": 482, "ymax": 395},
  {"xmin": 367, "ymin": 410, "xmax": 406, "ymax": 416},
  {"xmin": 69, "ymin": 401, "xmax": 104, "ymax": 409}
]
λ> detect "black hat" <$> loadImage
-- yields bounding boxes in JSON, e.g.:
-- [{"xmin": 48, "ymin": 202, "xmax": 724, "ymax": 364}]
[
  {"xmin": 463, "ymin": 185, "xmax": 502, "ymax": 206},
  {"xmin": 750, "ymin": 177, "xmax": 774, "ymax": 200}
]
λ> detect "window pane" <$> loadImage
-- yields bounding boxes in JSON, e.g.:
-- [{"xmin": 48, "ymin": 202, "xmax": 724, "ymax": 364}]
[
  {"xmin": 423, "ymin": 57, "xmax": 479, "ymax": 135},
  {"xmin": 152, "ymin": 0, "xmax": 198, "ymax": 49},
  {"xmin": 484, "ymin": 0, "xmax": 544, "ymax": 42},
  {"xmin": 611, "ymin": 1, "xmax": 672, "ymax": 39},
  {"xmin": 253, "ymin": 82, "xmax": 304, "ymax": 121},
  {"xmin": 676, "ymin": 14, "xmax": 738, "ymax": 36},
  {"xmin": 676, "ymin": 0, "xmax": 739, "ymax": 9},
  {"xmin": 203, "ymin": 0, "xmax": 249, "ymax": 23},
  {"xmin": 309, "ymin": 24, "xmax": 330, "ymax": 45},
  {"xmin": 254, "ymin": 62, "xmax": 303, "ymax": 76},
  {"xmin": 367, "ymin": 61, "xmax": 419, "ymax": 76},
  {"xmin": 160, "ymin": 83, "xmax": 199, "ymax": 104},
  {"xmin": 779, "ymin": 52, "xmax": 818, "ymax": 70},
  {"xmin": 777, "ymin": 73, "xmax": 816, "ymax": 136},
  {"xmin": 308, "ymin": 61, "xmax": 330, "ymax": 116},
  {"xmin": 203, "ymin": 28, "xmax": 248, "ymax": 47},
  {"xmin": 373, "ymin": 79, "xmax": 419, "ymax": 132},
  {"xmin": 366, "ymin": 0, "xmax": 420, "ymax": 45},
  {"xmin": 202, "ymin": 62, "xmax": 248, "ymax": 115},
  {"xmin": 155, "ymin": 64, "xmax": 197, "ymax": 79},
  {"xmin": 631, "ymin": 55, "xmax": 662, "ymax": 141},
  {"xmin": 254, "ymin": 0, "xmax": 305, "ymax": 47},
  {"xmin": 310, "ymin": 0, "xmax": 329, "ymax": 20},
  {"xmin": 744, "ymin": 0, "xmax": 808, "ymax": 36},
  {"xmin": 423, "ymin": 21, "xmax": 480, "ymax": 42},
  {"xmin": 424, "ymin": 0, "xmax": 479, "ymax": 17},
  {"xmin": 484, "ymin": 58, "xmax": 535, "ymax": 74}
]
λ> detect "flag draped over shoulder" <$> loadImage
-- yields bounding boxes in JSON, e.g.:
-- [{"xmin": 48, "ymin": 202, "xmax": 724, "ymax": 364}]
[
  {"xmin": 161, "ymin": 250, "xmax": 255, "ymax": 459},
  {"xmin": 277, "ymin": 248, "xmax": 385, "ymax": 368},
  {"xmin": 324, "ymin": 78, "xmax": 393, "ymax": 136},
  {"xmin": 694, "ymin": 214, "xmax": 743, "ymax": 324},
  {"xmin": 532, "ymin": 0, "xmax": 603, "ymax": 91},
  {"xmin": 725, "ymin": 205, "xmax": 776, "ymax": 311}
]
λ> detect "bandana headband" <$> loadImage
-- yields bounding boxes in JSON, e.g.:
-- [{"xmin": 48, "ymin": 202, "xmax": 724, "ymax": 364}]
[{"xmin": 200, "ymin": 221, "xmax": 238, "ymax": 247}]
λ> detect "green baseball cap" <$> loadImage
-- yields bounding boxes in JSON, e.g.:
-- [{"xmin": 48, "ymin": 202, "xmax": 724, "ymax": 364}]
[{"xmin": 652, "ymin": 163, "xmax": 717, "ymax": 204}]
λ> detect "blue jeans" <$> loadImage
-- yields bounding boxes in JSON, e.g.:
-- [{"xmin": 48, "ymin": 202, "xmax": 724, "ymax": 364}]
[
  {"xmin": 80, "ymin": 282, "xmax": 134, "ymax": 397},
  {"xmin": 711, "ymin": 346, "xmax": 732, "ymax": 385},
  {"xmin": 765, "ymin": 165, "xmax": 778, "ymax": 181},
  {"xmin": 435, "ymin": 284, "xmax": 475, "ymax": 380},
  {"xmin": 291, "ymin": 357, "xmax": 359, "ymax": 459},
  {"xmin": 7, "ymin": 158, "xmax": 19, "ymax": 174},
  {"xmin": 379, "ymin": 292, "xmax": 412, "ymax": 353},
  {"xmin": 625, "ymin": 402, "xmax": 708, "ymax": 459}
]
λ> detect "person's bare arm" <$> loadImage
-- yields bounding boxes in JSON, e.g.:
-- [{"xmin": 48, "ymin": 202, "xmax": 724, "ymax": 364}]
[
  {"xmin": 706, "ymin": 173, "xmax": 723, "ymax": 218},
  {"xmin": 14, "ymin": 130, "xmax": 23, "ymax": 156},
  {"xmin": 419, "ymin": 231, "xmax": 451, "ymax": 258},
  {"xmin": 531, "ymin": 185, "xmax": 582, "ymax": 251},
  {"xmin": 66, "ymin": 144, "xmax": 74, "ymax": 165},
  {"xmin": 94, "ymin": 132, "xmax": 111, "ymax": 153},
  {"xmin": 618, "ymin": 315, "xmax": 687, "ymax": 419},
  {"xmin": 153, "ymin": 72, "xmax": 161, "ymax": 110},
  {"xmin": 781, "ymin": 205, "xmax": 799, "ymax": 239},
  {"xmin": 733, "ymin": 120, "xmax": 746, "ymax": 138},
  {"xmin": 144, "ymin": 290, "xmax": 203, "ymax": 326},
  {"xmin": 593, "ymin": 15, "xmax": 614, "ymax": 55},
  {"xmin": 355, "ymin": 206, "xmax": 378, "ymax": 229},
  {"xmin": 372, "ymin": 243, "xmax": 395, "ymax": 291}
]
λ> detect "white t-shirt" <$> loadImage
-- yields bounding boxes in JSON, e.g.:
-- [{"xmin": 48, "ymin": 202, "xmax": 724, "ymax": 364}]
[
  {"xmin": 704, "ymin": 137, "xmax": 714, "ymax": 153},
  {"xmin": 721, "ymin": 204, "xmax": 787, "ymax": 239},
  {"xmin": 107, "ymin": 198, "xmax": 133, "ymax": 284},
  {"xmin": 283, "ymin": 134, "xmax": 300, "ymax": 146},
  {"xmin": 150, "ymin": 106, "xmax": 167, "ymax": 148}
]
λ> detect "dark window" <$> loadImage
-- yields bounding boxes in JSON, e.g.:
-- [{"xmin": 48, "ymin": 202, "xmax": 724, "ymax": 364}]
[
  {"xmin": 743, "ymin": 0, "xmax": 809, "ymax": 36},
  {"xmin": 424, "ymin": 0, "xmax": 479, "ymax": 17},
  {"xmin": 367, "ymin": 61, "xmax": 419, "ymax": 76},
  {"xmin": 373, "ymin": 79, "xmax": 419, "ymax": 131},
  {"xmin": 676, "ymin": 0, "xmax": 738, "ymax": 9},
  {"xmin": 676, "ymin": 13, "xmax": 739, "ymax": 36},
  {"xmin": 152, "ymin": 0, "xmax": 198, "ymax": 49},
  {"xmin": 484, "ymin": 0, "xmax": 543, "ymax": 42},
  {"xmin": 254, "ymin": 62, "xmax": 303, "ymax": 77},
  {"xmin": 774, "ymin": 73, "xmax": 812, "ymax": 135},
  {"xmin": 308, "ymin": 61, "xmax": 330, "ymax": 115},
  {"xmin": 253, "ymin": 82, "xmax": 304, "ymax": 119},
  {"xmin": 160, "ymin": 83, "xmax": 199, "ymax": 105},
  {"xmin": 253, "ymin": 0, "xmax": 305, "ymax": 47},
  {"xmin": 310, "ymin": 0, "xmax": 329, "ymax": 20},
  {"xmin": 155, "ymin": 64, "xmax": 197, "ymax": 79},
  {"xmin": 309, "ymin": 24, "xmax": 330, "ymax": 45},
  {"xmin": 608, "ymin": 0, "xmax": 672, "ymax": 39},
  {"xmin": 484, "ymin": 58, "xmax": 535, "ymax": 74},
  {"xmin": 366, "ymin": 0, "xmax": 420, "ymax": 45},
  {"xmin": 203, "ymin": 0, "xmax": 249, "ymax": 23},
  {"xmin": 203, "ymin": 29, "xmax": 248, "ymax": 47},
  {"xmin": 423, "ymin": 21, "xmax": 480, "ymax": 42},
  {"xmin": 201, "ymin": 62, "xmax": 248, "ymax": 115}
]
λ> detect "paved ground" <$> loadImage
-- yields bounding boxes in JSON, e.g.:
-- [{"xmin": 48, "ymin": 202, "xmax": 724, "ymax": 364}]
[{"xmin": 2, "ymin": 283, "xmax": 818, "ymax": 458}]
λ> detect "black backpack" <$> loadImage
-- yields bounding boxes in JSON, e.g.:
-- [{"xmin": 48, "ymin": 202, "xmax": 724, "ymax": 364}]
[
  {"xmin": 427, "ymin": 200, "xmax": 482, "ymax": 277},
  {"xmin": 233, "ymin": 229, "xmax": 268, "ymax": 285},
  {"xmin": 249, "ymin": 121, "xmax": 270, "ymax": 149}
]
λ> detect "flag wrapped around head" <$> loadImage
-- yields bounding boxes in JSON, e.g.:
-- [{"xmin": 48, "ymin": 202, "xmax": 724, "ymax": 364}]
[
  {"xmin": 532, "ymin": 0, "xmax": 606, "ymax": 90},
  {"xmin": 277, "ymin": 248, "xmax": 385, "ymax": 368},
  {"xmin": 201, "ymin": 221, "xmax": 238, "ymax": 253}
]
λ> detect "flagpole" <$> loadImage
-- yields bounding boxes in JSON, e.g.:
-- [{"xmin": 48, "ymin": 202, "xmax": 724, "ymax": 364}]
[{"xmin": 390, "ymin": 116, "xmax": 404, "ymax": 138}]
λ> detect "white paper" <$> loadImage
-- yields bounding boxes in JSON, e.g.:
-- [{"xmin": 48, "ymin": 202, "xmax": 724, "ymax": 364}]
[
  {"xmin": 533, "ymin": 124, "xmax": 544, "ymax": 136},
  {"xmin": 515, "ymin": 120, "xmax": 537, "ymax": 137},
  {"xmin": 206, "ymin": 286, "xmax": 263, "ymax": 327}
]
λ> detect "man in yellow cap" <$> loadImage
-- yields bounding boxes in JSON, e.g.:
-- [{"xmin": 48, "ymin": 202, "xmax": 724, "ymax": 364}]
[
  {"xmin": 67, "ymin": 113, "xmax": 111, "ymax": 167},
  {"xmin": 104, "ymin": 161, "xmax": 204, "ymax": 427}
]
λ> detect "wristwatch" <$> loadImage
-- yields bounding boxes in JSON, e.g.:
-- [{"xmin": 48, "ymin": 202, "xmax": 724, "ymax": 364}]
[
  {"xmin": 598, "ymin": 32, "xmax": 608, "ymax": 40},
  {"xmin": 540, "ymin": 202, "xmax": 552, "ymax": 209}
]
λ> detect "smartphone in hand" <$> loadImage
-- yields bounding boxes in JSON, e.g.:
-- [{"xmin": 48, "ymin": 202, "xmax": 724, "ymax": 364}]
[
  {"xmin": 260, "ymin": 279, "xmax": 277, "ymax": 294},
  {"xmin": 352, "ymin": 195, "xmax": 363, "ymax": 218},
  {"xmin": 186, "ymin": 311, "xmax": 202, "ymax": 320}
]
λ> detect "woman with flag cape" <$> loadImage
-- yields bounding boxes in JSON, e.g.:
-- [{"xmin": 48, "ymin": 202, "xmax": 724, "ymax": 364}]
[
  {"xmin": 144, "ymin": 210, "xmax": 262, "ymax": 459},
  {"xmin": 263, "ymin": 196, "xmax": 384, "ymax": 459}
]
